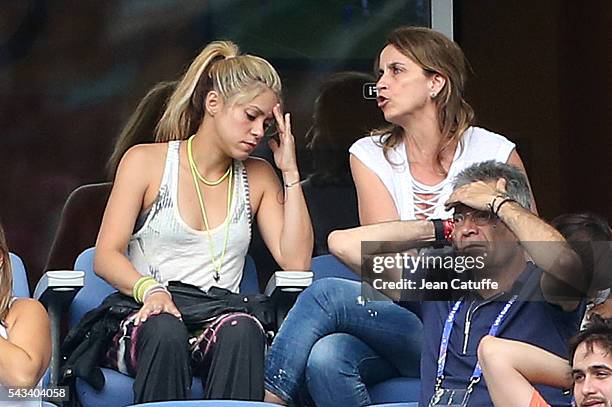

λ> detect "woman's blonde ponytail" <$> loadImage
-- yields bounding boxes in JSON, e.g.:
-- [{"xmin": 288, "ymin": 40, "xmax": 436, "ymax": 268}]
[{"xmin": 156, "ymin": 41, "xmax": 281, "ymax": 142}]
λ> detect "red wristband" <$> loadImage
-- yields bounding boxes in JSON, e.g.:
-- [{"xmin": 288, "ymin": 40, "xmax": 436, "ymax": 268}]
[
  {"xmin": 442, "ymin": 219, "xmax": 454, "ymax": 242},
  {"xmin": 433, "ymin": 219, "xmax": 454, "ymax": 246}
]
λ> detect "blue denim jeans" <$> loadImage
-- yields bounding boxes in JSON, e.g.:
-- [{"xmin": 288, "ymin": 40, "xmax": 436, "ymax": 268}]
[{"xmin": 265, "ymin": 278, "xmax": 422, "ymax": 406}]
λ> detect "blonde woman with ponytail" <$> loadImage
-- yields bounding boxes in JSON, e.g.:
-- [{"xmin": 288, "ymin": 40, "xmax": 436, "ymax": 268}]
[
  {"xmin": 95, "ymin": 41, "xmax": 312, "ymax": 403},
  {"xmin": 0, "ymin": 223, "xmax": 50, "ymax": 406}
]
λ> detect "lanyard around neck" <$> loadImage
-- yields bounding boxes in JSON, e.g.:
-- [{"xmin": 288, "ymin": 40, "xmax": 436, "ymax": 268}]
[
  {"xmin": 187, "ymin": 135, "xmax": 234, "ymax": 283},
  {"xmin": 434, "ymin": 295, "xmax": 518, "ymax": 392}
]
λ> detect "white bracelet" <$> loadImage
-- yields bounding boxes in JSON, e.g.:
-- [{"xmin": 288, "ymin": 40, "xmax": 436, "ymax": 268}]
[
  {"xmin": 284, "ymin": 179, "xmax": 300, "ymax": 188},
  {"xmin": 143, "ymin": 284, "xmax": 171, "ymax": 302}
]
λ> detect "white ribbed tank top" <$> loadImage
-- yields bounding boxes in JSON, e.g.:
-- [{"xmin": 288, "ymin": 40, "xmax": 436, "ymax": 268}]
[{"xmin": 127, "ymin": 141, "xmax": 252, "ymax": 293}]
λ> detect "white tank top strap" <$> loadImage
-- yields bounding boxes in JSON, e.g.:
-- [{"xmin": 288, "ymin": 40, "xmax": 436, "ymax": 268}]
[
  {"xmin": 0, "ymin": 297, "xmax": 16, "ymax": 337},
  {"xmin": 0, "ymin": 321, "xmax": 7, "ymax": 339},
  {"xmin": 164, "ymin": 140, "xmax": 181, "ymax": 192},
  {"xmin": 0, "ymin": 297, "xmax": 19, "ymax": 332}
]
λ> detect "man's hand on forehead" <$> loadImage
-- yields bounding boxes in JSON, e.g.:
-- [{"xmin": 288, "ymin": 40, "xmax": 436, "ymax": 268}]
[{"xmin": 445, "ymin": 178, "xmax": 508, "ymax": 212}]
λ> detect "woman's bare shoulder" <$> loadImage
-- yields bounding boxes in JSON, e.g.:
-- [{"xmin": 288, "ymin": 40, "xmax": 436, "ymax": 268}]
[
  {"xmin": 244, "ymin": 156, "xmax": 274, "ymax": 170},
  {"xmin": 124, "ymin": 142, "xmax": 168, "ymax": 161},
  {"xmin": 244, "ymin": 157, "xmax": 278, "ymax": 181},
  {"xmin": 119, "ymin": 142, "xmax": 169, "ymax": 172},
  {"xmin": 5, "ymin": 298, "xmax": 47, "ymax": 328}
]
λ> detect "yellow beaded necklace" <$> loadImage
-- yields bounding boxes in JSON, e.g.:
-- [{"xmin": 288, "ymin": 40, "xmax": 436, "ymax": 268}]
[{"xmin": 187, "ymin": 135, "xmax": 233, "ymax": 283}]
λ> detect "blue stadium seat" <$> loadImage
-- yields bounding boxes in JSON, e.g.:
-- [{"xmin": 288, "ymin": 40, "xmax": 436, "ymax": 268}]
[
  {"xmin": 68, "ymin": 248, "xmax": 116, "ymax": 327},
  {"xmin": 310, "ymin": 254, "xmax": 421, "ymax": 404},
  {"xmin": 239, "ymin": 254, "xmax": 259, "ymax": 295},
  {"xmin": 10, "ymin": 252, "xmax": 30, "ymax": 297},
  {"xmin": 69, "ymin": 247, "xmax": 260, "ymax": 406}
]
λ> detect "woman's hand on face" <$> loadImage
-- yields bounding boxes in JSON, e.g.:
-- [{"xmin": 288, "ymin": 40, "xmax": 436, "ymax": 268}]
[
  {"xmin": 133, "ymin": 291, "xmax": 182, "ymax": 326},
  {"xmin": 269, "ymin": 104, "xmax": 298, "ymax": 174}
]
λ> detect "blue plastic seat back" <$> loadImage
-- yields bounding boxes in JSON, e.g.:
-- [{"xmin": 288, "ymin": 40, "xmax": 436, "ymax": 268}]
[
  {"xmin": 10, "ymin": 252, "xmax": 30, "ymax": 297},
  {"xmin": 311, "ymin": 254, "xmax": 360, "ymax": 281},
  {"xmin": 239, "ymin": 254, "xmax": 259, "ymax": 294},
  {"xmin": 69, "ymin": 247, "xmax": 116, "ymax": 328}
]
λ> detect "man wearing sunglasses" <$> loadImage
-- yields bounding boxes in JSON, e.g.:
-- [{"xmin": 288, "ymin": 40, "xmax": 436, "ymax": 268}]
[{"xmin": 327, "ymin": 160, "xmax": 586, "ymax": 406}]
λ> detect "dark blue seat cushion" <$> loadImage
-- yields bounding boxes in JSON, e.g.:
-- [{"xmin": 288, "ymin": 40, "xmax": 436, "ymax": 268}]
[{"xmin": 76, "ymin": 368, "xmax": 205, "ymax": 407}]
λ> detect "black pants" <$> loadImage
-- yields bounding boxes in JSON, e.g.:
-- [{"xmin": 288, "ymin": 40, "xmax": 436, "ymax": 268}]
[{"xmin": 108, "ymin": 312, "xmax": 266, "ymax": 403}]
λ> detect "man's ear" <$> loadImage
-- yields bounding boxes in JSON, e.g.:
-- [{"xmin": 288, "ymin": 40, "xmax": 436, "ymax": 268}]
[
  {"xmin": 429, "ymin": 73, "xmax": 447, "ymax": 98},
  {"xmin": 205, "ymin": 90, "xmax": 223, "ymax": 116}
]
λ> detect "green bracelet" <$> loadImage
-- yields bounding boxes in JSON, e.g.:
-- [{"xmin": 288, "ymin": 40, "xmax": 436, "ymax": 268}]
[
  {"xmin": 133, "ymin": 276, "xmax": 156, "ymax": 303},
  {"xmin": 138, "ymin": 279, "xmax": 158, "ymax": 303}
]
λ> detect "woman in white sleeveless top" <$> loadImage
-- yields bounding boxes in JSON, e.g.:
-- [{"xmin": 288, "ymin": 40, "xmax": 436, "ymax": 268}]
[
  {"xmin": 95, "ymin": 41, "xmax": 312, "ymax": 403},
  {"xmin": 0, "ymin": 224, "xmax": 51, "ymax": 407},
  {"xmin": 350, "ymin": 28, "xmax": 535, "ymax": 223},
  {"xmin": 264, "ymin": 27, "xmax": 536, "ymax": 406}
]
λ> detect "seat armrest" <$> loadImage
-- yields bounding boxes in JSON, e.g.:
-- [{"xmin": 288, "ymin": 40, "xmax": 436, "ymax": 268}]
[
  {"xmin": 264, "ymin": 271, "xmax": 313, "ymax": 296},
  {"xmin": 34, "ymin": 271, "xmax": 84, "ymax": 387},
  {"xmin": 264, "ymin": 271, "xmax": 313, "ymax": 327},
  {"xmin": 34, "ymin": 270, "xmax": 85, "ymax": 305}
]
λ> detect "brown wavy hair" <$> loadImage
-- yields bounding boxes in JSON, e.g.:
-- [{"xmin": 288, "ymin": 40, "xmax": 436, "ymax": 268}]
[
  {"xmin": 373, "ymin": 26, "xmax": 475, "ymax": 175},
  {"xmin": 0, "ymin": 223, "xmax": 13, "ymax": 321}
]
